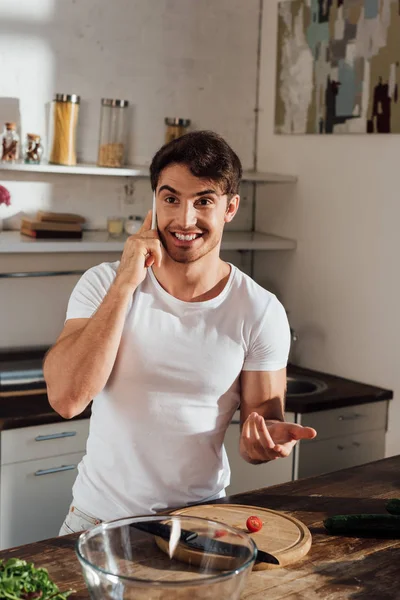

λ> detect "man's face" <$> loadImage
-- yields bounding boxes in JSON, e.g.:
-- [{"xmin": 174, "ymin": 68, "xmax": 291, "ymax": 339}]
[{"xmin": 155, "ymin": 163, "xmax": 239, "ymax": 264}]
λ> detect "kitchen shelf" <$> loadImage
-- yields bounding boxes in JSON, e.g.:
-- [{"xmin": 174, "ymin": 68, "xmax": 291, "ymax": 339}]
[
  {"xmin": 0, "ymin": 161, "xmax": 297, "ymax": 184},
  {"xmin": 0, "ymin": 230, "xmax": 296, "ymax": 254}
]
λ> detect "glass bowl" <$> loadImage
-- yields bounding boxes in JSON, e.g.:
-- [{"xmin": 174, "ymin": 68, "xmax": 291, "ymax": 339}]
[{"xmin": 76, "ymin": 514, "xmax": 257, "ymax": 600}]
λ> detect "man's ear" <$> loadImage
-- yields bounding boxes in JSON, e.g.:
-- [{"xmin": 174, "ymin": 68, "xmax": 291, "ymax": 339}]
[{"xmin": 224, "ymin": 195, "xmax": 240, "ymax": 223}]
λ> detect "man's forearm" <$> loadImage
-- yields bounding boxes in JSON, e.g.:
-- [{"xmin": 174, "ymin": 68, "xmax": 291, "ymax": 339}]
[{"xmin": 44, "ymin": 279, "xmax": 134, "ymax": 418}]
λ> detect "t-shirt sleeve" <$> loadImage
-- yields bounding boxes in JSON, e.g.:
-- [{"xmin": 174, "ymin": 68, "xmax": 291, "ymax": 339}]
[
  {"xmin": 66, "ymin": 264, "xmax": 117, "ymax": 321},
  {"xmin": 242, "ymin": 296, "xmax": 291, "ymax": 371}
]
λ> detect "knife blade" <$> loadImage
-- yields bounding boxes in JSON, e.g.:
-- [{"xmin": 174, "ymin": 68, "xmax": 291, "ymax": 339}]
[{"xmin": 130, "ymin": 521, "xmax": 279, "ymax": 566}]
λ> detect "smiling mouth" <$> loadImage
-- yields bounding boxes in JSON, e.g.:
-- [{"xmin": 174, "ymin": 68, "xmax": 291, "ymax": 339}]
[{"xmin": 171, "ymin": 232, "xmax": 203, "ymax": 242}]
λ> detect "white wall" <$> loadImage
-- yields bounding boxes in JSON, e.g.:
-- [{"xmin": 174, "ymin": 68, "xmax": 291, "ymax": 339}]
[
  {"xmin": 0, "ymin": 0, "xmax": 260, "ymax": 348},
  {"xmin": 254, "ymin": 1, "xmax": 399, "ymax": 457}
]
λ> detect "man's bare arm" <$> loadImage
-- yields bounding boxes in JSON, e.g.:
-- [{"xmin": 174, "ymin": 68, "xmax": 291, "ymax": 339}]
[
  {"xmin": 43, "ymin": 282, "xmax": 134, "ymax": 419},
  {"xmin": 238, "ymin": 369, "xmax": 316, "ymax": 464},
  {"xmin": 240, "ymin": 368, "xmax": 286, "ymax": 427},
  {"xmin": 239, "ymin": 369, "xmax": 286, "ymax": 464},
  {"xmin": 44, "ymin": 210, "xmax": 162, "ymax": 420}
]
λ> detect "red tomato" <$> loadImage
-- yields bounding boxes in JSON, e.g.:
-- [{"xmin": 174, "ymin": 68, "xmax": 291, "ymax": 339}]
[
  {"xmin": 246, "ymin": 515, "xmax": 263, "ymax": 533},
  {"xmin": 214, "ymin": 529, "xmax": 228, "ymax": 538}
]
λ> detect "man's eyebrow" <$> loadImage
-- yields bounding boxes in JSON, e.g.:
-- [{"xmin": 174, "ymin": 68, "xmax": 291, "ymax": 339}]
[
  {"xmin": 158, "ymin": 185, "xmax": 219, "ymax": 196},
  {"xmin": 158, "ymin": 185, "xmax": 179, "ymax": 194},
  {"xmin": 194, "ymin": 189, "xmax": 218, "ymax": 197}
]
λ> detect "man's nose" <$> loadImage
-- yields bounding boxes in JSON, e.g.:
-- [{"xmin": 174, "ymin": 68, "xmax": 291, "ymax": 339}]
[{"xmin": 178, "ymin": 202, "xmax": 197, "ymax": 229}]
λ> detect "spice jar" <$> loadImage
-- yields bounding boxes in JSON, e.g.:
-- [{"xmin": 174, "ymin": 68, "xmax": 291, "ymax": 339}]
[
  {"xmin": 24, "ymin": 134, "xmax": 43, "ymax": 164},
  {"xmin": 48, "ymin": 93, "xmax": 80, "ymax": 166},
  {"xmin": 165, "ymin": 118, "xmax": 191, "ymax": 144},
  {"xmin": 107, "ymin": 216, "xmax": 124, "ymax": 238},
  {"xmin": 97, "ymin": 99, "xmax": 129, "ymax": 168},
  {"xmin": 124, "ymin": 215, "xmax": 143, "ymax": 235},
  {"xmin": 1, "ymin": 122, "xmax": 20, "ymax": 162}
]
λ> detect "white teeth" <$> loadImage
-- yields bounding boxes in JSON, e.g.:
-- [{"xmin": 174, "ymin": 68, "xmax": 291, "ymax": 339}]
[{"xmin": 174, "ymin": 233, "xmax": 198, "ymax": 241}]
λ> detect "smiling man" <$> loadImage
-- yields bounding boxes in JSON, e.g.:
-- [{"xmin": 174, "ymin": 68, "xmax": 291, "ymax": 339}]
[{"xmin": 44, "ymin": 130, "xmax": 316, "ymax": 534}]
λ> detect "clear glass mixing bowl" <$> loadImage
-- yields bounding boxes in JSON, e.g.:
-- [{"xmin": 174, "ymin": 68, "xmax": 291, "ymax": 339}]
[{"xmin": 76, "ymin": 514, "xmax": 257, "ymax": 600}]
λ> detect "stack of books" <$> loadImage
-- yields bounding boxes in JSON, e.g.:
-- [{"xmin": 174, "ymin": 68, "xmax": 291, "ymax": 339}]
[{"xmin": 20, "ymin": 211, "xmax": 86, "ymax": 239}]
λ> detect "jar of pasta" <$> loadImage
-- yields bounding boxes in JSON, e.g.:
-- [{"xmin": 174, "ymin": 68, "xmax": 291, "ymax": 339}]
[
  {"xmin": 97, "ymin": 99, "xmax": 129, "ymax": 168},
  {"xmin": 48, "ymin": 93, "xmax": 80, "ymax": 166}
]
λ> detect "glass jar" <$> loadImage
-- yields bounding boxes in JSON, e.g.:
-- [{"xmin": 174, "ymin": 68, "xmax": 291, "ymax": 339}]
[
  {"xmin": 124, "ymin": 215, "xmax": 143, "ymax": 235},
  {"xmin": 24, "ymin": 134, "xmax": 43, "ymax": 164},
  {"xmin": 1, "ymin": 122, "xmax": 20, "ymax": 162},
  {"xmin": 48, "ymin": 93, "xmax": 80, "ymax": 166},
  {"xmin": 165, "ymin": 117, "xmax": 191, "ymax": 144},
  {"xmin": 107, "ymin": 216, "xmax": 124, "ymax": 238},
  {"xmin": 97, "ymin": 99, "xmax": 129, "ymax": 168}
]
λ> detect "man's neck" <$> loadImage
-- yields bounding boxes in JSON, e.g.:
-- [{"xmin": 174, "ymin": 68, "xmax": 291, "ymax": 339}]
[{"xmin": 152, "ymin": 253, "xmax": 231, "ymax": 302}]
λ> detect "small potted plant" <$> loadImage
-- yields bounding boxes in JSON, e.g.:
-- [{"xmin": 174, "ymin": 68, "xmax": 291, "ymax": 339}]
[{"xmin": 0, "ymin": 184, "xmax": 11, "ymax": 231}]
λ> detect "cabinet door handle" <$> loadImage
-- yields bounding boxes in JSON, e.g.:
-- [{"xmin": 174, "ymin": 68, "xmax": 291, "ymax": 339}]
[
  {"xmin": 338, "ymin": 414, "xmax": 363, "ymax": 421},
  {"xmin": 35, "ymin": 431, "xmax": 77, "ymax": 442},
  {"xmin": 337, "ymin": 442, "xmax": 361, "ymax": 451},
  {"xmin": 34, "ymin": 465, "xmax": 77, "ymax": 476},
  {"xmin": 230, "ymin": 420, "xmax": 241, "ymax": 425}
]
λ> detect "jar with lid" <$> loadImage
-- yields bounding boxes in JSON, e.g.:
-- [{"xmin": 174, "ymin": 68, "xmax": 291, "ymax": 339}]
[
  {"xmin": 24, "ymin": 134, "xmax": 43, "ymax": 164},
  {"xmin": 1, "ymin": 122, "xmax": 20, "ymax": 162},
  {"xmin": 165, "ymin": 118, "xmax": 191, "ymax": 144},
  {"xmin": 124, "ymin": 215, "xmax": 143, "ymax": 235},
  {"xmin": 48, "ymin": 93, "xmax": 80, "ymax": 166},
  {"xmin": 97, "ymin": 99, "xmax": 129, "ymax": 168}
]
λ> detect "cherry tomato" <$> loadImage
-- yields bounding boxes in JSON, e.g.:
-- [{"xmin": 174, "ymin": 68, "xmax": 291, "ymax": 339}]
[
  {"xmin": 246, "ymin": 515, "xmax": 263, "ymax": 533},
  {"xmin": 214, "ymin": 529, "xmax": 228, "ymax": 538}
]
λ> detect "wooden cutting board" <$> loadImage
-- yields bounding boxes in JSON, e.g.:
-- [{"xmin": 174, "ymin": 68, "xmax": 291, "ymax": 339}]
[{"xmin": 162, "ymin": 503, "xmax": 312, "ymax": 571}]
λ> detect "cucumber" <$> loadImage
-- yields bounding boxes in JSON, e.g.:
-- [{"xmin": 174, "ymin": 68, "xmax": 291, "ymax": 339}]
[
  {"xmin": 386, "ymin": 499, "xmax": 400, "ymax": 515},
  {"xmin": 323, "ymin": 514, "xmax": 400, "ymax": 537}
]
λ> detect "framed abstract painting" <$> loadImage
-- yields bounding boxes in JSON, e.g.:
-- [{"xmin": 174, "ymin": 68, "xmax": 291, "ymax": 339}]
[{"xmin": 275, "ymin": 0, "xmax": 400, "ymax": 134}]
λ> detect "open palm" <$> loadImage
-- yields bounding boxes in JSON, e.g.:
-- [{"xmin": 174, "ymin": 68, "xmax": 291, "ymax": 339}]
[{"xmin": 240, "ymin": 412, "xmax": 317, "ymax": 463}]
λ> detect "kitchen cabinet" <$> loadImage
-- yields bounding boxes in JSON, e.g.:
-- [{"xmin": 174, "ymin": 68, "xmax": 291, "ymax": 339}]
[
  {"xmin": 224, "ymin": 411, "xmax": 295, "ymax": 495},
  {"xmin": 295, "ymin": 400, "xmax": 389, "ymax": 479},
  {"xmin": 226, "ymin": 400, "xmax": 389, "ymax": 489},
  {"xmin": 0, "ymin": 419, "xmax": 90, "ymax": 549}
]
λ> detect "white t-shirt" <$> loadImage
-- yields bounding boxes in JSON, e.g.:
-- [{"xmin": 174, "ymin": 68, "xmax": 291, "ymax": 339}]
[{"xmin": 66, "ymin": 262, "xmax": 290, "ymax": 520}]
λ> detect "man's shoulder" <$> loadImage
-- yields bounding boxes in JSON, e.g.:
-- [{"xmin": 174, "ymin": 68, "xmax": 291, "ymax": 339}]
[
  {"xmin": 231, "ymin": 266, "xmax": 280, "ymax": 308},
  {"xmin": 80, "ymin": 261, "xmax": 120, "ymax": 288}
]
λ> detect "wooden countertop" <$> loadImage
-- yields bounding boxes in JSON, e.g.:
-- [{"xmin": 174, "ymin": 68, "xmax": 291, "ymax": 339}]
[{"xmin": 1, "ymin": 456, "xmax": 399, "ymax": 599}]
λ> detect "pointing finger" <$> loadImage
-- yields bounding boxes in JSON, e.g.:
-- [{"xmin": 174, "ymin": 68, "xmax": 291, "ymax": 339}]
[{"xmin": 138, "ymin": 210, "xmax": 152, "ymax": 234}]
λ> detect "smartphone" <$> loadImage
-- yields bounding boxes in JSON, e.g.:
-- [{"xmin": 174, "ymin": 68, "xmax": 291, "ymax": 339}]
[{"xmin": 151, "ymin": 192, "xmax": 158, "ymax": 230}]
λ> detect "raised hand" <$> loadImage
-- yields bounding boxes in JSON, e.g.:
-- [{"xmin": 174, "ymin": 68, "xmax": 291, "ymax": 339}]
[
  {"xmin": 115, "ymin": 210, "xmax": 162, "ymax": 291},
  {"xmin": 240, "ymin": 412, "xmax": 317, "ymax": 463}
]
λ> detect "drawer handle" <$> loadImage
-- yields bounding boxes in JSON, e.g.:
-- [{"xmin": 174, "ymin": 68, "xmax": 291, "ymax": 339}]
[
  {"xmin": 35, "ymin": 431, "xmax": 77, "ymax": 442},
  {"xmin": 337, "ymin": 442, "xmax": 362, "ymax": 451},
  {"xmin": 34, "ymin": 465, "xmax": 77, "ymax": 476},
  {"xmin": 230, "ymin": 420, "xmax": 241, "ymax": 425},
  {"xmin": 338, "ymin": 414, "xmax": 363, "ymax": 421}
]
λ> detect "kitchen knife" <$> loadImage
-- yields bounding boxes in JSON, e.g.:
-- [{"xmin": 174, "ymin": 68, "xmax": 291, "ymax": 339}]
[{"xmin": 130, "ymin": 521, "xmax": 279, "ymax": 566}]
